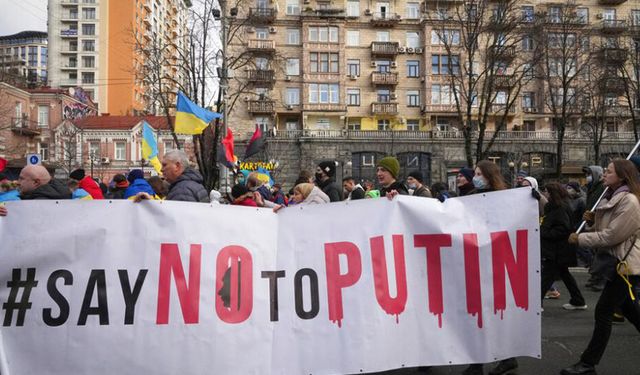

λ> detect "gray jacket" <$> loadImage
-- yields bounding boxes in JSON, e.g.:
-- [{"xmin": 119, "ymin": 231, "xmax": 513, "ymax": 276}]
[{"xmin": 166, "ymin": 168, "xmax": 210, "ymax": 202}]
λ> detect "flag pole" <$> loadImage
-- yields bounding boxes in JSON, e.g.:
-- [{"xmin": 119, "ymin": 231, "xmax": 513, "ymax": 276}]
[{"xmin": 576, "ymin": 137, "xmax": 640, "ymax": 233}]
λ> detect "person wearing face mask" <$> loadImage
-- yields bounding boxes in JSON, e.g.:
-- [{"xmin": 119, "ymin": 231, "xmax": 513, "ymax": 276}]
[
  {"xmin": 521, "ymin": 176, "xmax": 548, "ymax": 217},
  {"xmin": 315, "ymin": 161, "xmax": 343, "ymax": 202},
  {"xmin": 406, "ymin": 171, "xmax": 432, "ymax": 198},
  {"xmin": 583, "ymin": 166, "xmax": 605, "ymax": 211}
]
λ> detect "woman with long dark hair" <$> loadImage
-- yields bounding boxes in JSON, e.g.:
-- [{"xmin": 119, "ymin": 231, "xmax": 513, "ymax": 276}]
[
  {"xmin": 540, "ymin": 182, "xmax": 587, "ymax": 310},
  {"xmin": 562, "ymin": 159, "xmax": 640, "ymax": 375},
  {"xmin": 470, "ymin": 160, "xmax": 508, "ymax": 194}
]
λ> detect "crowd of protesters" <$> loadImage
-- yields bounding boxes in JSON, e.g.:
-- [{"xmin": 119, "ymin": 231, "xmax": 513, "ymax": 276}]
[{"xmin": 0, "ymin": 149, "xmax": 639, "ymax": 375}]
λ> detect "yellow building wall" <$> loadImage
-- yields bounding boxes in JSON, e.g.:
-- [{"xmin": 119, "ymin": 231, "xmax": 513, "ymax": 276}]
[{"xmin": 106, "ymin": 0, "xmax": 137, "ymax": 115}]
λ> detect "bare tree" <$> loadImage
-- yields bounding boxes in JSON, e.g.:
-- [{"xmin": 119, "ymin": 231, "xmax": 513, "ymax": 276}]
[
  {"xmin": 535, "ymin": 3, "xmax": 592, "ymax": 176},
  {"xmin": 620, "ymin": 37, "xmax": 640, "ymax": 142},
  {"xmin": 430, "ymin": 0, "xmax": 540, "ymax": 165},
  {"xmin": 55, "ymin": 123, "xmax": 83, "ymax": 175}
]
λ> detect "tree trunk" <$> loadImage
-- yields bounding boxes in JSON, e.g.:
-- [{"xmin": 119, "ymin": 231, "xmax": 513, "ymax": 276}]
[{"xmin": 556, "ymin": 121, "xmax": 565, "ymax": 178}]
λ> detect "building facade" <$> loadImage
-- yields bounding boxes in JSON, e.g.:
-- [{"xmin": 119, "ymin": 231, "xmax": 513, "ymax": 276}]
[
  {"xmin": 47, "ymin": 0, "xmax": 190, "ymax": 115},
  {"xmin": 0, "ymin": 31, "xmax": 48, "ymax": 84},
  {"xmin": 225, "ymin": 0, "xmax": 640, "ymax": 187}
]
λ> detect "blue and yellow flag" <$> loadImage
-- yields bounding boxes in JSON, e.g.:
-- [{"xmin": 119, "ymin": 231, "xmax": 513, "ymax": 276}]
[
  {"xmin": 175, "ymin": 91, "xmax": 222, "ymax": 135},
  {"xmin": 142, "ymin": 121, "xmax": 162, "ymax": 174}
]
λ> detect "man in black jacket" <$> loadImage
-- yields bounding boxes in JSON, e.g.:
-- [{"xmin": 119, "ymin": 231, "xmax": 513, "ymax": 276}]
[
  {"xmin": 377, "ymin": 156, "xmax": 408, "ymax": 196},
  {"xmin": 0, "ymin": 165, "xmax": 70, "ymax": 216},
  {"xmin": 315, "ymin": 160, "xmax": 342, "ymax": 202},
  {"xmin": 342, "ymin": 176, "xmax": 365, "ymax": 200}
]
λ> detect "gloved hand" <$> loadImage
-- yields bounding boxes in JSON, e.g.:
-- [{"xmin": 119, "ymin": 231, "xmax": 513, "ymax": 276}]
[
  {"xmin": 583, "ymin": 210, "xmax": 595, "ymax": 225},
  {"xmin": 568, "ymin": 233, "xmax": 579, "ymax": 245},
  {"xmin": 531, "ymin": 188, "xmax": 541, "ymax": 201}
]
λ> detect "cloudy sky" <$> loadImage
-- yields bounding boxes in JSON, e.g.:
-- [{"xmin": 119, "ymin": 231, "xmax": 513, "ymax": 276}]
[{"xmin": 0, "ymin": 0, "xmax": 48, "ymax": 35}]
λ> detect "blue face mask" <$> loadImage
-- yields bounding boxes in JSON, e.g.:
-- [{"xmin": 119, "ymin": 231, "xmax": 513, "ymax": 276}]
[{"xmin": 472, "ymin": 176, "xmax": 487, "ymax": 189}]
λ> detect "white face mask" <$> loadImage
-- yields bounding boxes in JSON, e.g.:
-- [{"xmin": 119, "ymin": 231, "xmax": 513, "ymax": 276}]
[
  {"xmin": 586, "ymin": 175, "xmax": 593, "ymax": 184},
  {"xmin": 473, "ymin": 176, "xmax": 487, "ymax": 190},
  {"xmin": 408, "ymin": 183, "xmax": 417, "ymax": 190}
]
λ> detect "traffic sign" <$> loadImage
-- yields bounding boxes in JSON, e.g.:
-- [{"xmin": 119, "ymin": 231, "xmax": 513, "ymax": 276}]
[{"xmin": 27, "ymin": 154, "xmax": 41, "ymax": 165}]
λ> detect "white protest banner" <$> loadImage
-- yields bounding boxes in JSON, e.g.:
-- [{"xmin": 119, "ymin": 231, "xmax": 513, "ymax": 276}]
[{"xmin": 0, "ymin": 188, "xmax": 540, "ymax": 375}]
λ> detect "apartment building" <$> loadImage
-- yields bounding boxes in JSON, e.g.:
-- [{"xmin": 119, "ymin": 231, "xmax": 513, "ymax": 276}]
[
  {"xmin": 47, "ymin": 0, "xmax": 190, "ymax": 115},
  {"xmin": 225, "ymin": 0, "xmax": 640, "ymax": 185},
  {"xmin": 0, "ymin": 31, "xmax": 48, "ymax": 84}
]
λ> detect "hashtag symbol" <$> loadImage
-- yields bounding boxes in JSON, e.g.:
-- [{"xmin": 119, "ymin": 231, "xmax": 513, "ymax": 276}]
[{"xmin": 3, "ymin": 268, "xmax": 38, "ymax": 327}]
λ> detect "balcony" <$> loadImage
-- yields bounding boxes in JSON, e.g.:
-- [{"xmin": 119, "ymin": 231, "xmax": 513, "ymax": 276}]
[
  {"xmin": 371, "ymin": 102, "xmax": 399, "ymax": 115},
  {"xmin": 493, "ymin": 74, "xmax": 515, "ymax": 88},
  {"xmin": 371, "ymin": 41, "xmax": 399, "ymax": 56},
  {"xmin": 60, "ymin": 79, "xmax": 78, "ymax": 86},
  {"xmin": 600, "ymin": 19, "xmax": 627, "ymax": 34},
  {"xmin": 315, "ymin": 8, "xmax": 345, "ymax": 17},
  {"xmin": 598, "ymin": 0, "xmax": 627, "ymax": 5},
  {"xmin": 248, "ymin": 100, "xmax": 275, "ymax": 114},
  {"xmin": 302, "ymin": 103, "xmax": 346, "ymax": 112},
  {"xmin": 247, "ymin": 39, "xmax": 276, "ymax": 54},
  {"xmin": 247, "ymin": 69, "xmax": 275, "ymax": 86},
  {"xmin": 599, "ymin": 77, "xmax": 626, "ymax": 94},
  {"xmin": 596, "ymin": 47, "xmax": 627, "ymax": 65},
  {"xmin": 371, "ymin": 72, "xmax": 398, "ymax": 85},
  {"xmin": 370, "ymin": 12, "xmax": 401, "ymax": 27},
  {"xmin": 61, "ymin": 62, "xmax": 78, "ymax": 70},
  {"xmin": 423, "ymin": 104, "xmax": 458, "ymax": 113},
  {"xmin": 61, "ymin": 29, "xmax": 78, "ymax": 37},
  {"xmin": 487, "ymin": 46, "xmax": 516, "ymax": 60},
  {"xmin": 61, "ymin": 13, "xmax": 79, "ymax": 21},
  {"xmin": 60, "ymin": 0, "xmax": 79, "ymax": 5},
  {"xmin": 11, "ymin": 118, "xmax": 41, "ymax": 136},
  {"xmin": 488, "ymin": 104, "xmax": 517, "ymax": 115},
  {"xmin": 248, "ymin": 8, "xmax": 277, "ymax": 23},
  {"xmin": 60, "ymin": 47, "xmax": 78, "ymax": 54}
]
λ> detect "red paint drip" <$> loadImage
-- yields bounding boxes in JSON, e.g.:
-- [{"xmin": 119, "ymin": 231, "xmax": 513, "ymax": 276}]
[
  {"xmin": 491, "ymin": 230, "xmax": 530, "ymax": 318},
  {"xmin": 463, "ymin": 233, "xmax": 483, "ymax": 328},
  {"xmin": 370, "ymin": 235, "xmax": 408, "ymax": 323},
  {"xmin": 414, "ymin": 234, "xmax": 452, "ymax": 328},
  {"xmin": 325, "ymin": 242, "xmax": 362, "ymax": 328}
]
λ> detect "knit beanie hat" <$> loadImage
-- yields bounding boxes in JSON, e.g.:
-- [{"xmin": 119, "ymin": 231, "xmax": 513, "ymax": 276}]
[
  {"xmin": 408, "ymin": 170, "xmax": 424, "ymax": 184},
  {"xmin": 69, "ymin": 168, "xmax": 85, "ymax": 181},
  {"xmin": 127, "ymin": 169, "xmax": 145, "ymax": 183},
  {"xmin": 377, "ymin": 156, "xmax": 400, "ymax": 179},
  {"xmin": 517, "ymin": 170, "xmax": 528, "ymax": 178},
  {"xmin": 318, "ymin": 161, "xmax": 336, "ymax": 178},
  {"xmin": 458, "ymin": 167, "xmax": 474, "ymax": 183}
]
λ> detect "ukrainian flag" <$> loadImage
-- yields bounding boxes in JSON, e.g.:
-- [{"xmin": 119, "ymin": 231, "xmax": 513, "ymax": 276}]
[
  {"xmin": 142, "ymin": 121, "xmax": 162, "ymax": 174},
  {"xmin": 175, "ymin": 91, "xmax": 222, "ymax": 135}
]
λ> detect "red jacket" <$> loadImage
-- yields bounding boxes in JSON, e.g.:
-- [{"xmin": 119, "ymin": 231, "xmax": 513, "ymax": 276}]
[
  {"xmin": 233, "ymin": 197, "xmax": 257, "ymax": 207},
  {"xmin": 78, "ymin": 176, "xmax": 104, "ymax": 199}
]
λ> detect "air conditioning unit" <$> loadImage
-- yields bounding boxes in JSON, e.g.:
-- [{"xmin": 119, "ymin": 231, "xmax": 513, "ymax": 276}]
[
  {"xmin": 391, "ymin": 61, "xmax": 397, "ymax": 68},
  {"xmin": 524, "ymin": 107, "xmax": 538, "ymax": 113},
  {"xmin": 398, "ymin": 47, "xmax": 406, "ymax": 53},
  {"xmin": 371, "ymin": 61, "xmax": 377, "ymax": 67},
  {"xmin": 406, "ymin": 47, "xmax": 414, "ymax": 53},
  {"xmin": 101, "ymin": 157, "xmax": 110, "ymax": 164},
  {"xmin": 365, "ymin": 9, "xmax": 372, "ymax": 15},
  {"xmin": 391, "ymin": 92, "xmax": 397, "ymax": 100},
  {"xmin": 285, "ymin": 75, "xmax": 291, "ymax": 81},
  {"xmin": 269, "ymin": 26, "xmax": 277, "ymax": 33},
  {"xmin": 414, "ymin": 47, "xmax": 423, "ymax": 54},
  {"xmin": 285, "ymin": 104, "xmax": 293, "ymax": 110},
  {"xmin": 596, "ymin": 13, "xmax": 603, "ymax": 19},
  {"xmin": 349, "ymin": 74, "xmax": 357, "ymax": 80}
]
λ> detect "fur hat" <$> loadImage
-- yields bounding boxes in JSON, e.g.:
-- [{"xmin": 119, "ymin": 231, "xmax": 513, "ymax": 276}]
[
  {"xmin": 69, "ymin": 169, "xmax": 85, "ymax": 181},
  {"xmin": 408, "ymin": 170, "xmax": 424, "ymax": 184},
  {"xmin": 458, "ymin": 167, "xmax": 474, "ymax": 183},
  {"xmin": 376, "ymin": 156, "xmax": 400, "ymax": 179},
  {"xmin": 318, "ymin": 161, "xmax": 336, "ymax": 178}
]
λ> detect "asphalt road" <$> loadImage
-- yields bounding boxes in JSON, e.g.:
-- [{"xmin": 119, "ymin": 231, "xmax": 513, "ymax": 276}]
[{"xmin": 368, "ymin": 269, "xmax": 640, "ymax": 375}]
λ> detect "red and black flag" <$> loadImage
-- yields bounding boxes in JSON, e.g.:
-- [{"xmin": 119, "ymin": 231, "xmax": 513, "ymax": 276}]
[
  {"xmin": 244, "ymin": 125, "xmax": 265, "ymax": 159},
  {"xmin": 217, "ymin": 128, "xmax": 237, "ymax": 169}
]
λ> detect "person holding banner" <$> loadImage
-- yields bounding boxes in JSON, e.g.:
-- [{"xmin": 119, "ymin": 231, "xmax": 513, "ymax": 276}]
[
  {"xmin": 562, "ymin": 159, "xmax": 640, "ymax": 375},
  {"xmin": 376, "ymin": 156, "xmax": 408, "ymax": 197}
]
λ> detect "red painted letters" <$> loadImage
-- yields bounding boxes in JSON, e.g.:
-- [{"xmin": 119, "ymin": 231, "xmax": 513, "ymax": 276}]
[
  {"xmin": 324, "ymin": 242, "xmax": 362, "ymax": 327},
  {"xmin": 215, "ymin": 245, "xmax": 254, "ymax": 324},
  {"xmin": 491, "ymin": 230, "xmax": 529, "ymax": 318},
  {"xmin": 414, "ymin": 234, "xmax": 452, "ymax": 327},
  {"xmin": 463, "ymin": 233, "xmax": 483, "ymax": 328},
  {"xmin": 156, "ymin": 243, "xmax": 202, "ymax": 324},
  {"xmin": 370, "ymin": 235, "xmax": 408, "ymax": 322}
]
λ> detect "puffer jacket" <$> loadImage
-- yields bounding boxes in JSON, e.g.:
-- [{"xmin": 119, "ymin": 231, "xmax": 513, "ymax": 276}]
[
  {"xmin": 124, "ymin": 178, "xmax": 156, "ymax": 199},
  {"xmin": 578, "ymin": 188, "xmax": 640, "ymax": 275},
  {"xmin": 166, "ymin": 168, "xmax": 210, "ymax": 202},
  {"xmin": 21, "ymin": 179, "xmax": 71, "ymax": 200},
  {"xmin": 301, "ymin": 186, "xmax": 330, "ymax": 205}
]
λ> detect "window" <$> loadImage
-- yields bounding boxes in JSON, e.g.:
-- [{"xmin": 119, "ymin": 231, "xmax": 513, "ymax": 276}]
[
  {"xmin": 316, "ymin": 118, "xmax": 330, "ymax": 130},
  {"xmin": 82, "ymin": 24, "xmax": 96, "ymax": 35},
  {"xmin": 376, "ymin": 60, "xmax": 390, "ymax": 73},
  {"xmin": 256, "ymin": 117, "xmax": 270, "ymax": 133},
  {"xmin": 286, "ymin": 28, "xmax": 300, "ymax": 44},
  {"xmin": 495, "ymin": 91, "xmax": 507, "ymax": 104},
  {"xmin": 308, "ymin": 26, "xmax": 339, "ymax": 42},
  {"xmin": 549, "ymin": 58, "xmax": 576, "ymax": 77},
  {"xmin": 347, "ymin": 89, "xmax": 360, "ymax": 106},
  {"xmin": 347, "ymin": 59, "xmax": 360, "ymax": 76},
  {"xmin": 632, "ymin": 10, "xmax": 640, "ymax": 26},
  {"xmin": 115, "ymin": 142, "xmax": 126, "ymax": 160},
  {"xmin": 407, "ymin": 60, "xmax": 420, "ymax": 77},
  {"xmin": 407, "ymin": 90, "xmax": 420, "ymax": 107},
  {"xmin": 89, "ymin": 142, "xmax": 100, "ymax": 157},
  {"xmin": 377, "ymin": 89, "xmax": 390, "ymax": 102},
  {"xmin": 523, "ymin": 120, "xmax": 536, "ymax": 132},
  {"xmin": 407, "ymin": 119, "xmax": 419, "ymax": 131},
  {"xmin": 286, "ymin": 121, "xmax": 298, "ymax": 131},
  {"xmin": 576, "ymin": 8, "xmax": 588, "ymax": 23},
  {"xmin": 28, "ymin": 47, "xmax": 37, "ymax": 65},
  {"xmin": 347, "ymin": 30, "xmax": 359, "ymax": 46},
  {"xmin": 286, "ymin": 58, "xmax": 300, "ymax": 75},
  {"xmin": 255, "ymin": 57, "xmax": 268, "ymax": 70},
  {"xmin": 82, "ymin": 56, "xmax": 95, "ymax": 68},
  {"xmin": 406, "ymin": 2, "xmax": 419, "ymax": 19},
  {"xmin": 376, "ymin": 31, "xmax": 390, "ymax": 42},
  {"xmin": 432, "ymin": 54, "xmax": 459, "ymax": 75},
  {"xmin": 15, "ymin": 102, "xmax": 22, "ymax": 121},
  {"xmin": 347, "ymin": 0, "xmax": 359, "ymax": 17},
  {"xmin": 522, "ymin": 92, "xmax": 535, "ymax": 108},
  {"xmin": 82, "ymin": 8, "xmax": 96, "ymax": 19},
  {"xmin": 431, "ymin": 85, "xmax": 456, "ymax": 104},
  {"xmin": 255, "ymin": 27, "xmax": 268, "ymax": 39},
  {"xmin": 164, "ymin": 141, "xmax": 175, "ymax": 152},
  {"xmin": 347, "ymin": 120, "xmax": 361, "ymax": 130},
  {"xmin": 308, "ymin": 84, "xmax": 340, "ymax": 103},
  {"xmin": 522, "ymin": 35, "xmax": 534, "ymax": 51},
  {"xmin": 41, "ymin": 47, "xmax": 47, "ymax": 65},
  {"xmin": 523, "ymin": 63, "xmax": 534, "ymax": 78},
  {"xmin": 38, "ymin": 105, "xmax": 49, "ymax": 128},
  {"xmin": 82, "ymin": 72, "xmax": 95, "ymax": 84},
  {"xmin": 286, "ymin": 0, "xmax": 300, "ymax": 15},
  {"xmin": 406, "ymin": 32, "xmax": 420, "ymax": 48},
  {"xmin": 310, "ymin": 52, "xmax": 339, "ymax": 73},
  {"xmin": 549, "ymin": 6, "xmax": 561, "ymax": 23},
  {"xmin": 603, "ymin": 9, "xmax": 615, "ymax": 21},
  {"xmin": 38, "ymin": 143, "xmax": 49, "ymax": 161},
  {"xmin": 431, "ymin": 30, "xmax": 460, "ymax": 45},
  {"xmin": 82, "ymin": 40, "xmax": 95, "ymax": 51},
  {"xmin": 286, "ymin": 88, "xmax": 300, "ymax": 105},
  {"xmin": 521, "ymin": 6, "xmax": 534, "ymax": 22},
  {"xmin": 378, "ymin": 119, "xmax": 390, "ymax": 130}
]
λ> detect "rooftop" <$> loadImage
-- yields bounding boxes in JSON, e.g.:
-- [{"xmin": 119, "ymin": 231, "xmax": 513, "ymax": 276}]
[{"xmin": 73, "ymin": 115, "xmax": 175, "ymax": 130}]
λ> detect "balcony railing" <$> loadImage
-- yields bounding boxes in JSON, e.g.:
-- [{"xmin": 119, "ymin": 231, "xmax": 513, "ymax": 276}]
[
  {"xmin": 596, "ymin": 47, "xmax": 627, "ymax": 65},
  {"xmin": 247, "ymin": 69, "xmax": 275, "ymax": 85},
  {"xmin": 488, "ymin": 104, "xmax": 517, "ymax": 114},
  {"xmin": 371, "ymin": 72, "xmax": 398, "ymax": 85},
  {"xmin": 599, "ymin": 78, "xmax": 626, "ymax": 94},
  {"xmin": 61, "ymin": 29, "xmax": 78, "ymax": 37},
  {"xmin": 598, "ymin": 0, "xmax": 627, "ymax": 5},
  {"xmin": 302, "ymin": 103, "xmax": 346, "ymax": 112},
  {"xmin": 600, "ymin": 19, "xmax": 627, "ymax": 33},
  {"xmin": 247, "ymin": 39, "xmax": 276, "ymax": 53},
  {"xmin": 11, "ymin": 117, "xmax": 41, "ymax": 136},
  {"xmin": 493, "ymin": 74, "xmax": 515, "ymax": 88},
  {"xmin": 248, "ymin": 100, "xmax": 275, "ymax": 113},
  {"xmin": 371, "ymin": 102, "xmax": 399, "ymax": 115},
  {"xmin": 370, "ymin": 12, "xmax": 401, "ymax": 26},
  {"xmin": 371, "ymin": 41, "xmax": 399, "ymax": 55},
  {"xmin": 487, "ymin": 46, "xmax": 516, "ymax": 60},
  {"xmin": 248, "ymin": 8, "xmax": 277, "ymax": 23}
]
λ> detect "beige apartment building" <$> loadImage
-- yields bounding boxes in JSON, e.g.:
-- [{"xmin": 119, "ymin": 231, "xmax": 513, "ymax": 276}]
[{"xmin": 224, "ymin": 0, "xmax": 640, "ymax": 185}]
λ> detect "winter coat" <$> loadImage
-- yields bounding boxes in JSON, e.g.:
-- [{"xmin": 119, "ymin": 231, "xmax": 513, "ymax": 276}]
[
  {"xmin": 301, "ymin": 186, "xmax": 330, "ymax": 205},
  {"xmin": 124, "ymin": 179, "xmax": 156, "ymax": 199},
  {"xmin": 318, "ymin": 178, "xmax": 342, "ymax": 202},
  {"xmin": 413, "ymin": 185, "xmax": 432, "ymax": 198},
  {"xmin": 458, "ymin": 182, "xmax": 475, "ymax": 196},
  {"xmin": 568, "ymin": 193, "xmax": 587, "ymax": 230},
  {"xmin": 166, "ymin": 168, "xmax": 210, "ymax": 202},
  {"xmin": 0, "ymin": 189, "xmax": 20, "ymax": 202},
  {"xmin": 585, "ymin": 166, "xmax": 605, "ymax": 210},
  {"xmin": 540, "ymin": 201, "xmax": 576, "ymax": 267},
  {"xmin": 578, "ymin": 188, "xmax": 640, "ymax": 275},
  {"xmin": 78, "ymin": 176, "xmax": 104, "ymax": 199},
  {"xmin": 21, "ymin": 179, "xmax": 71, "ymax": 200},
  {"xmin": 106, "ymin": 188, "xmax": 127, "ymax": 200},
  {"xmin": 347, "ymin": 184, "xmax": 365, "ymax": 200},
  {"xmin": 380, "ymin": 181, "xmax": 409, "ymax": 196}
]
